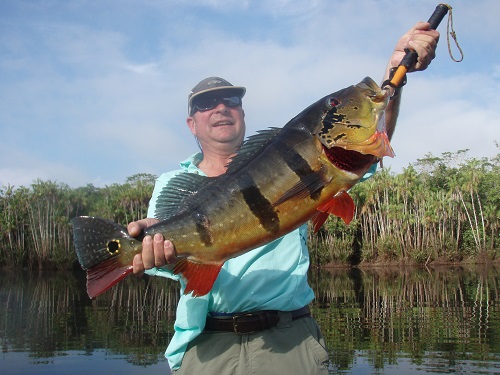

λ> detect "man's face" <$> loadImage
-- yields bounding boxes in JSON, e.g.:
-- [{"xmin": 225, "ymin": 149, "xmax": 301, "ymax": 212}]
[{"xmin": 187, "ymin": 93, "xmax": 246, "ymax": 150}]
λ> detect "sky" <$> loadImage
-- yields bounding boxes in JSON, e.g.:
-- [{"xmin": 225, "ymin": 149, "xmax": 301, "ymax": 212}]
[{"xmin": 1, "ymin": 0, "xmax": 498, "ymax": 188}]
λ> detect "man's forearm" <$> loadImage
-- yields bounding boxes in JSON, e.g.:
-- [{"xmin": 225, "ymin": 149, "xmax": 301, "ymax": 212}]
[{"xmin": 385, "ymin": 91, "xmax": 402, "ymax": 141}]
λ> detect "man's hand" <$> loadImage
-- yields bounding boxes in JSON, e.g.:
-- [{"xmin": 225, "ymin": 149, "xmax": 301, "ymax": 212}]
[
  {"xmin": 382, "ymin": 22, "xmax": 440, "ymax": 139},
  {"xmin": 128, "ymin": 218, "xmax": 178, "ymax": 277},
  {"xmin": 389, "ymin": 22, "xmax": 440, "ymax": 73}
]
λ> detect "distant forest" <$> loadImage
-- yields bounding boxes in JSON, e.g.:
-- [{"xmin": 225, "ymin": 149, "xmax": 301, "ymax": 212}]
[{"xmin": 1, "ymin": 149, "xmax": 498, "ymax": 269}]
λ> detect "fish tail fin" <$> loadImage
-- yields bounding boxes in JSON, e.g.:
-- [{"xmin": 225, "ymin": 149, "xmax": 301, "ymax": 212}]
[
  {"xmin": 71, "ymin": 216, "xmax": 138, "ymax": 298},
  {"xmin": 173, "ymin": 258, "xmax": 223, "ymax": 297},
  {"xmin": 87, "ymin": 258, "xmax": 133, "ymax": 298},
  {"xmin": 316, "ymin": 191, "xmax": 355, "ymax": 226}
]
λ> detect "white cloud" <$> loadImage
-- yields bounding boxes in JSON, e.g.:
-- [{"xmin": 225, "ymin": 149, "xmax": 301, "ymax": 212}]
[
  {"xmin": 1, "ymin": 0, "xmax": 498, "ymax": 189},
  {"xmin": 384, "ymin": 70, "xmax": 499, "ymax": 171}
]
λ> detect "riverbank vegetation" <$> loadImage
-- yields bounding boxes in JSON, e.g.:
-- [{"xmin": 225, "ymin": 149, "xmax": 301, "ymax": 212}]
[{"xmin": 1, "ymin": 150, "xmax": 498, "ymax": 269}]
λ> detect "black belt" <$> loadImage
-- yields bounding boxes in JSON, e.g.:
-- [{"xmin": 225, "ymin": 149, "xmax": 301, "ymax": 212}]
[{"xmin": 204, "ymin": 306, "xmax": 311, "ymax": 335}]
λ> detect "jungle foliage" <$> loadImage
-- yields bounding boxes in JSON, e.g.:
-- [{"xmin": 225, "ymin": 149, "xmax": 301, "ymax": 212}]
[
  {"xmin": 1, "ymin": 150, "xmax": 498, "ymax": 269},
  {"xmin": 0, "ymin": 173, "xmax": 155, "ymax": 269}
]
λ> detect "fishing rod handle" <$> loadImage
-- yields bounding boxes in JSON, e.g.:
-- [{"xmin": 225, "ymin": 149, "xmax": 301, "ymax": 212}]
[
  {"xmin": 385, "ymin": 3, "xmax": 450, "ymax": 92},
  {"xmin": 400, "ymin": 4, "xmax": 450, "ymax": 70},
  {"xmin": 428, "ymin": 3, "xmax": 450, "ymax": 30}
]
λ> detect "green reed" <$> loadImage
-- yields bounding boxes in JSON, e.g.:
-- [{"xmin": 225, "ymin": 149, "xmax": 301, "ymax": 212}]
[{"xmin": 1, "ymin": 150, "xmax": 499, "ymax": 269}]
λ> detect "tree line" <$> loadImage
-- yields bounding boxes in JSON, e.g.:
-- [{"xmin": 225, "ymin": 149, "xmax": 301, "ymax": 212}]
[
  {"xmin": 1, "ymin": 150, "xmax": 498, "ymax": 269},
  {"xmin": 0, "ymin": 173, "xmax": 155, "ymax": 269}
]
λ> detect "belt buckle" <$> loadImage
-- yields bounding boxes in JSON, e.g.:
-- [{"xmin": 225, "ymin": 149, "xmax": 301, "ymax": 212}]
[{"xmin": 232, "ymin": 314, "xmax": 254, "ymax": 335}]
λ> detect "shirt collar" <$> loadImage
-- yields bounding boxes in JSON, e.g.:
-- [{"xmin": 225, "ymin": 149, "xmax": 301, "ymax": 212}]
[{"xmin": 179, "ymin": 152, "xmax": 206, "ymax": 176}]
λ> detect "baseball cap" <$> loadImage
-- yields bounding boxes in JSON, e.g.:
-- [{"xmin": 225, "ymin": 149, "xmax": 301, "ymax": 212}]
[{"xmin": 188, "ymin": 76, "xmax": 246, "ymax": 115}]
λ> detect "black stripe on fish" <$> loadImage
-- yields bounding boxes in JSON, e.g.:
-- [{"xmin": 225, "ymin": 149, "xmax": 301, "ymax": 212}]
[
  {"xmin": 191, "ymin": 210, "xmax": 213, "ymax": 246},
  {"xmin": 239, "ymin": 174, "xmax": 280, "ymax": 234},
  {"xmin": 274, "ymin": 132, "xmax": 323, "ymax": 201}
]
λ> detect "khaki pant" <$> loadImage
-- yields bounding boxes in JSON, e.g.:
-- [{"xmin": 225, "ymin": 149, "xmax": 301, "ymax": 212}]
[{"xmin": 173, "ymin": 312, "xmax": 329, "ymax": 375}]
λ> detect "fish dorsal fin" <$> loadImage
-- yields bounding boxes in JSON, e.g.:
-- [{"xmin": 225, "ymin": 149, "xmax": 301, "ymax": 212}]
[
  {"xmin": 154, "ymin": 172, "xmax": 213, "ymax": 221},
  {"xmin": 226, "ymin": 127, "xmax": 282, "ymax": 174}
]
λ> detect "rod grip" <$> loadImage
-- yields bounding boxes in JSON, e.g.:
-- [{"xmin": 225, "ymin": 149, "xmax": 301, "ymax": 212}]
[
  {"xmin": 386, "ymin": 4, "xmax": 450, "ymax": 90},
  {"xmin": 402, "ymin": 4, "xmax": 449, "ymax": 69},
  {"xmin": 427, "ymin": 4, "xmax": 449, "ymax": 30}
]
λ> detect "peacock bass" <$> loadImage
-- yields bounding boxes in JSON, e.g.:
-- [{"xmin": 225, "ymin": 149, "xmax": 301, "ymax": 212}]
[{"xmin": 71, "ymin": 77, "xmax": 394, "ymax": 298}]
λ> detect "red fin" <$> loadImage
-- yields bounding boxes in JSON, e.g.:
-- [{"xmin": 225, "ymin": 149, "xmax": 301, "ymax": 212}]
[
  {"xmin": 86, "ymin": 256, "xmax": 133, "ymax": 298},
  {"xmin": 311, "ymin": 211, "xmax": 330, "ymax": 233},
  {"xmin": 173, "ymin": 259, "xmax": 223, "ymax": 297},
  {"xmin": 317, "ymin": 191, "xmax": 355, "ymax": 225}
]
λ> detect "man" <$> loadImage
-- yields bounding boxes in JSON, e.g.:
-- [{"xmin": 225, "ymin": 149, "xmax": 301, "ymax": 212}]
[{"xmin": 128, "ymin": 22, "xmax": 439, "ymax": 374}]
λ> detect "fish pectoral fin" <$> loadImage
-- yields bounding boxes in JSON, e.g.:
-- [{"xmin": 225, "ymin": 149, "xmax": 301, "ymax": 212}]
[
  {"xmin": 316, "ymin": 191, "xmax": 355, "ymax": 225},
  {"xmin": 311, "ymin": 211, "xmax": 330, "ymax": 233},
  {"xmin": 273, "ymin": 169, "xmax": 326, "ymax": 207},
  {"xmin": 86, "ymin": 257, "xmax": 133, "ymax": 299},
  {"xmin": 173, "ymin": 258, "xmax": 223, "ymax": 297}
]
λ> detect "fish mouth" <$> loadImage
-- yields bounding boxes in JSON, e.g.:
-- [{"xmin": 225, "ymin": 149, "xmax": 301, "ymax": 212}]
[{"xmin": 323, "ymin": 146, "xmax": 377, "ymax": 173}]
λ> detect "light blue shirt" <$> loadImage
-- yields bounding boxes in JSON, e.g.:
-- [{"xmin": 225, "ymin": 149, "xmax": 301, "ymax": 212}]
[{"xmin": 146, "ymin": 153, "xmax": 377, "ymax": 370}]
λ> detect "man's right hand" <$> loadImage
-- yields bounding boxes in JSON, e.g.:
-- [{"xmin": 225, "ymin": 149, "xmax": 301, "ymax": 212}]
[{"xmin": 128, "ymin": 218, "xmax": 178, "ymax": 277}]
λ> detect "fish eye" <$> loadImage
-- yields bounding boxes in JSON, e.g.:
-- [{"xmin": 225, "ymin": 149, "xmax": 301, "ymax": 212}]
[{"xmin": 326, "ymin": 97, "xmax": 339, "ymax": 108}]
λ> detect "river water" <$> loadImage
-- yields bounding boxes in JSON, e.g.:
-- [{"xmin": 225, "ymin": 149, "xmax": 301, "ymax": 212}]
[{"xmin": 1, "ymin": 265, "xmax": 499, "ymax": 374}]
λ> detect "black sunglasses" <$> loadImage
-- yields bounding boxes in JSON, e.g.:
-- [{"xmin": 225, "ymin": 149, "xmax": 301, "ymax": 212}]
[{"xmin": 191, "ymin": 96, "xmax": 242, "ymax": 115}]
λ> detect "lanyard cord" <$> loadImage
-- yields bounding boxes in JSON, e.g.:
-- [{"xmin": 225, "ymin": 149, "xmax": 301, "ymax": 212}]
[{"xmin": 445, "ymin": 5, "xmax": 464, "ymax": 62}]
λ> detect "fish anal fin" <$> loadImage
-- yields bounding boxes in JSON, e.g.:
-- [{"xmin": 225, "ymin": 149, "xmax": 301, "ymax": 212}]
[
  {"xmin": 86, "ymin": 256, "xmax": 133, "ymax": 298},
  {"xmin": 173, "ymin": 258, "xmax": 223, "ymax": 297},
  {"xmin": 317, "ymin": 191, "xmax": 355, "ymax": 225}
]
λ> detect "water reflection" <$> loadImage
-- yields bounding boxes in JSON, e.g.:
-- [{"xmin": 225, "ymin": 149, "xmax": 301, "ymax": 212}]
[
  {"xmin": 1, "ymin": 266, "xmax": 499, "ymax": 374},
  {"xmin": 0, "ymin": 269, "xmax": 178, "ymax": 374},
  {"xmin": 309, "ymin": 265, "xmax": 500, "ymax": 373}
]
